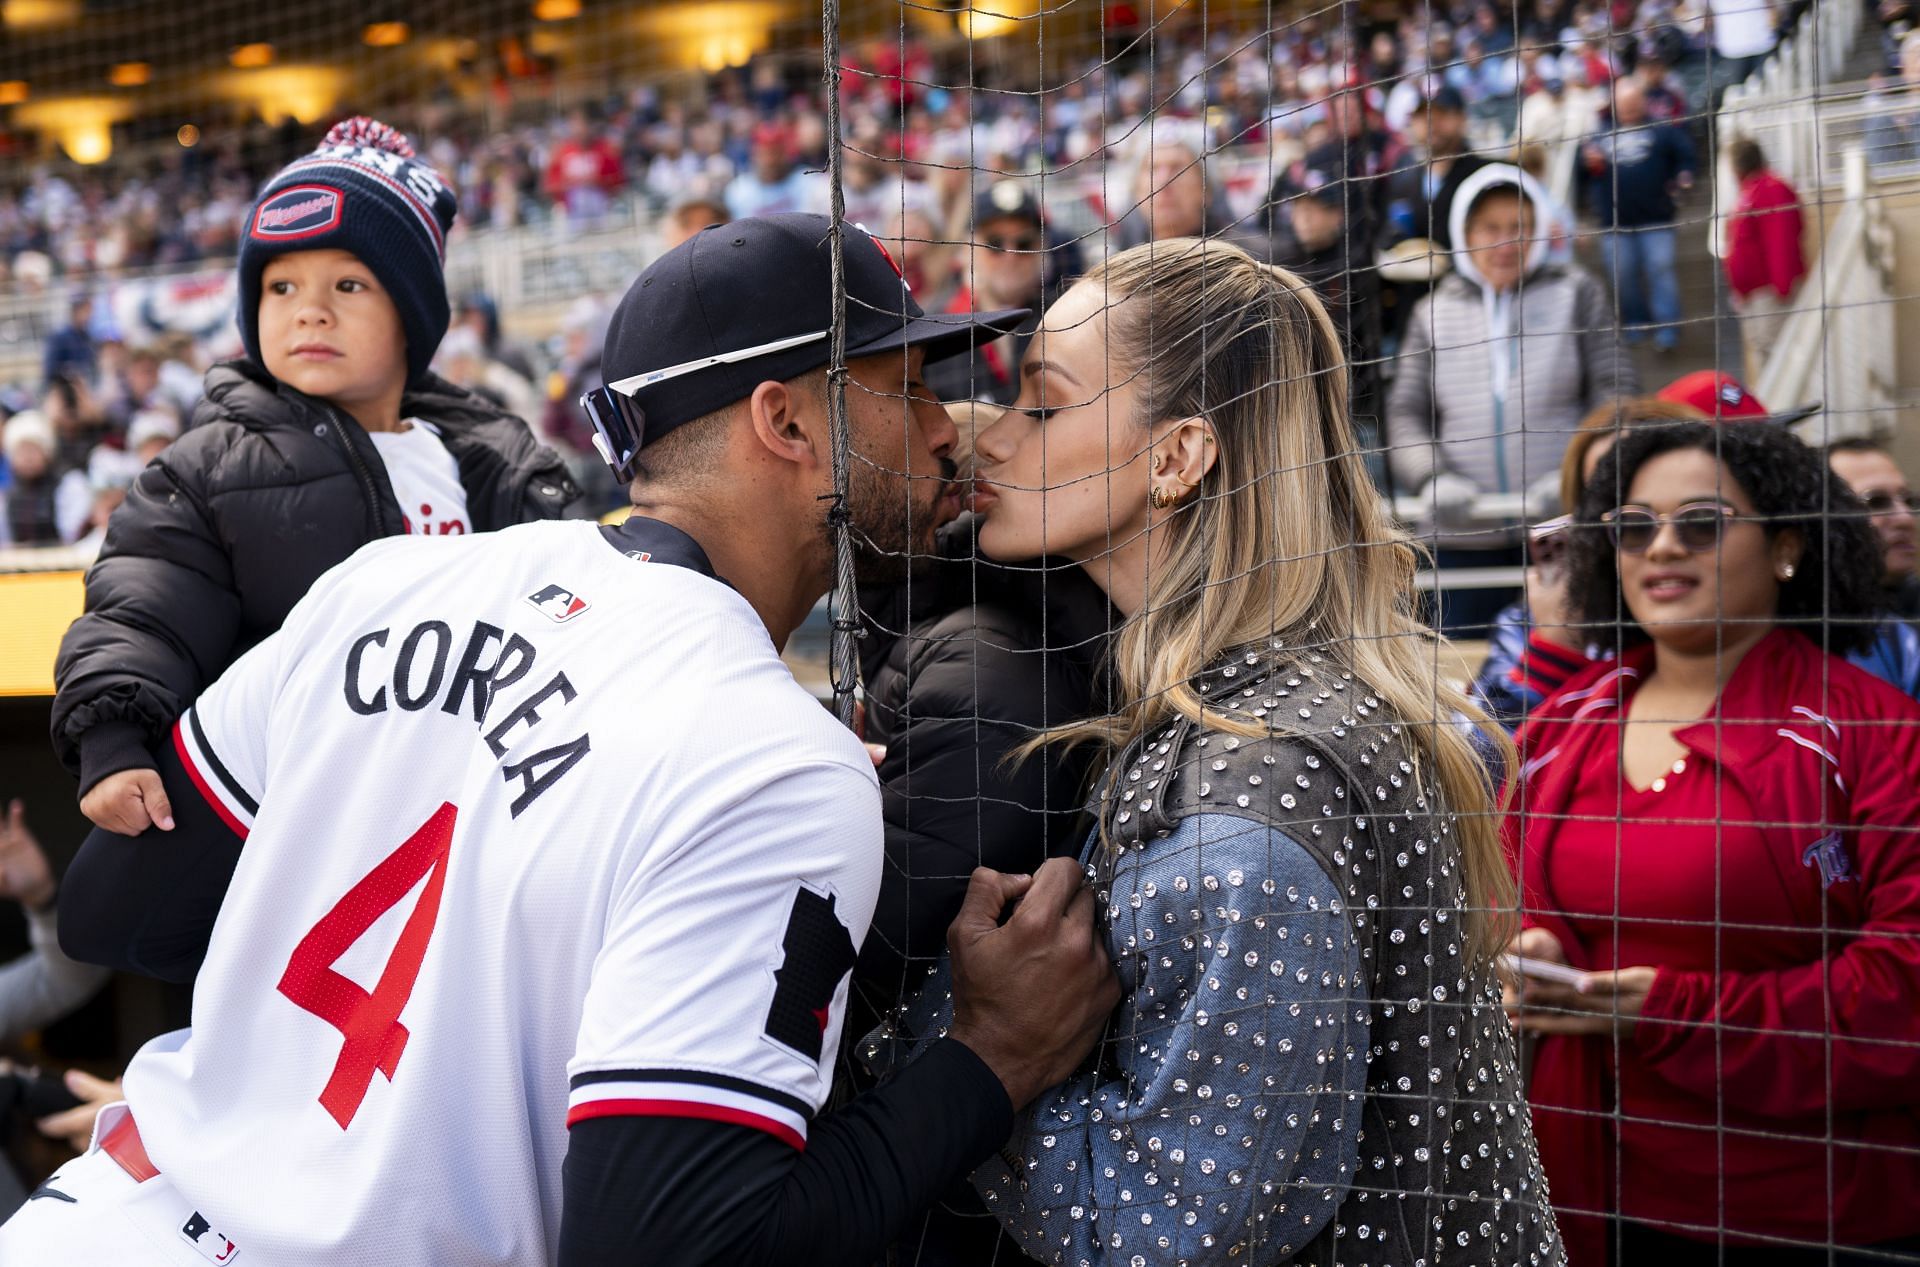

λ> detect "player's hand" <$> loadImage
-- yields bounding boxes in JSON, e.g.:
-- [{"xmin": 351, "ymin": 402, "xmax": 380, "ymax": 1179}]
[
  {"xmin": 80, "ymin": 767, "xmax": 174, "ymax": 836},
  {"xmin": 945, "ymin": 858, "xmax": 1121, "ymax": 1110},
  {"xmin": 0, "ymin": 799, "xmax": 57, "ymax": 911},
  {"xmin": 36, "ymin": 1069, "xmax": 124, "ymax": 1153}
]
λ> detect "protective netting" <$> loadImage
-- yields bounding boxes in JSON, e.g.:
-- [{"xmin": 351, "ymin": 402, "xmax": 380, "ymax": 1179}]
[{"xmin": 2, "ymin": 0, "xmax": 1919, "ymax": 1263}]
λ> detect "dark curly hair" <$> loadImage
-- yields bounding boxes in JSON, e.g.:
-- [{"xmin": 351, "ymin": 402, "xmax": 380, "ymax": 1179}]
[{"xmin": 1567, "ymin": 421, "xmax": 1885, "ymax": 656}]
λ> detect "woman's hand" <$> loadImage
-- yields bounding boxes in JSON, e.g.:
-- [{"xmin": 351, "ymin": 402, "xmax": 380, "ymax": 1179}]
[
  {"xmin": 36, "ymin": 1069, "xmax": 125, "ymax": 1153},
  {"xmin": 1509, "ymin": 956, "xmax": 1659, "ymax": 1038},
  {"xmin": 1500, "ymin": 926, "xmax": 1571, "ymax": 1011}
]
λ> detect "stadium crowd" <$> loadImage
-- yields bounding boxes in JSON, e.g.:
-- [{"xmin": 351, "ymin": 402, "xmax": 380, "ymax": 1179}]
[
  {"xmin": 0, "ymin": 0, "xmax": 1864, "ymax": 548},
  {"xmin": 2, "ymin": 0, "xmax": 1920, "ymax": 1262}
]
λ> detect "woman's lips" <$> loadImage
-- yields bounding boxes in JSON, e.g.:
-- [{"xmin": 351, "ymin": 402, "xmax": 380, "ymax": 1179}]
[
  {"xmin": 968, "ymin": 480, "xmax": 1000, "ymax": 513},
  {"xmin": 1641, "ymin": 574, "xmax": 1699, "ymax": 601},
  {"xmin": 290, "ymin": 345, "xmax": 341, "ymax": 360}
]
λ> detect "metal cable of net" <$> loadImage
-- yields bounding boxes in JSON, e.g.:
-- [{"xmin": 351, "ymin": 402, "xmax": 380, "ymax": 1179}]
[{"xmin": 821, "ymin": 0, "xmax": 859, "ymax": 729}]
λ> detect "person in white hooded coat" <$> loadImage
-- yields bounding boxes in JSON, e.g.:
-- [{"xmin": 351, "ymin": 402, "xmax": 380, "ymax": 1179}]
[{"xmin": 1386, "ymin": 163, "xmax": 1636, "ymax": 634}]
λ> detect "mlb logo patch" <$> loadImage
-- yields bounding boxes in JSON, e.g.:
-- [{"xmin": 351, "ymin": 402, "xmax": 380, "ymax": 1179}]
[
  {"xmin": 180, "ymin": 1211, "xmax": 240, "ymax": 1263},
  {"xmin": 251, "ymin": 184, "xmax": 345, "ymax": 241},
  {"xmin": 527, "ymin": 583, "xmax": 590, "ymax": 623}
]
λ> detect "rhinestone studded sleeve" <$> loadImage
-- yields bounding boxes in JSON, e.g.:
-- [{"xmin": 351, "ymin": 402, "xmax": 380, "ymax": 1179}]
[{"xmin": 972, "ymin": 812, "xmax": 1368, "ymax": 1265}]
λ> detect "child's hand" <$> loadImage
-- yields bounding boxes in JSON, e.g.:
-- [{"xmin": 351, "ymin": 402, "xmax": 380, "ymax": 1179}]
[{"xmin": 80, "ymin": 768, "xmax": 175, "ymax": 836}]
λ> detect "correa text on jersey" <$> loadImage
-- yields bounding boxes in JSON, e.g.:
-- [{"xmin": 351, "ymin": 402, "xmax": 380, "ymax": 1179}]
[{"xmin": 341, "ymin": 617, "xmax": 592, "ymax": 818}]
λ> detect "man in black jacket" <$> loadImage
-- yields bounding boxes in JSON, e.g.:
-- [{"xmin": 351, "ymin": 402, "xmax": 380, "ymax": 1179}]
[{"xmin": 853, "ymin": 514, "xmax": 1114, "ymax": 1263}]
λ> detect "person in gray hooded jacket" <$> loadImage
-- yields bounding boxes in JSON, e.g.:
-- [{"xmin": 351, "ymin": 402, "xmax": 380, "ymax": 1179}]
[{"xmin": 1386, "ymin": 163, "xmax": 1636, "ymax": 634}]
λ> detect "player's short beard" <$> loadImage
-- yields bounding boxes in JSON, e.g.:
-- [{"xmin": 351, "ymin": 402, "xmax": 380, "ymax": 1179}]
[{"xmin": 839, "ymin": 456, "xmax": 954, "ymax": 586}]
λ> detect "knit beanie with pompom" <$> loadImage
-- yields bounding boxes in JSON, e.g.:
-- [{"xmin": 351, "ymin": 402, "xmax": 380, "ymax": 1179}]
[{"xmin": 236, "ymin": 117, "xmax": 459, "ymax": 387}]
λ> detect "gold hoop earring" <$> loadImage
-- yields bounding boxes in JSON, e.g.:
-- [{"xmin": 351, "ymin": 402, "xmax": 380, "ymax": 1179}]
[{"xmin": 1150, "ymin": 484, "xmax": 1180, "ymax": 511}]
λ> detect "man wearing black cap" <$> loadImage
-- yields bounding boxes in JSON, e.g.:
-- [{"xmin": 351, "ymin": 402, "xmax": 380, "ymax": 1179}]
[
  {"xmin": 1277, "ymin": 167, "xmax": 1387, "ymax": 486},
  {"xmin": 1381, "ymin": 83, "xmax": 1489, "ymax": 254},
  {"xmin": 32, "ymin": 213, "xmax": 1119, "ymax": 1265},
  {"xmin": 924, "ymin": 181, "xmax": 1059, "ymax": 406}
]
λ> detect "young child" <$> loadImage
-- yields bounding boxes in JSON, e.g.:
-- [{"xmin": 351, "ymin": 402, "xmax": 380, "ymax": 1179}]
[{"xmin": 55, "ymin": 117, "xmax": 575, "ymax": 835}]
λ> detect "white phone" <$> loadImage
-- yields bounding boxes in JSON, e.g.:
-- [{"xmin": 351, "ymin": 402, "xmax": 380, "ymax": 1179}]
[{"xmin": 1500, "ymin": 953, "xmax": 1587, "ymax": 987}]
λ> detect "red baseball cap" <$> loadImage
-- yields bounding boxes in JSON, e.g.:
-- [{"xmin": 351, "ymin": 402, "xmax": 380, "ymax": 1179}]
[{"xmin": 1656, "ymin": 370, "xmax": 1769, "ymax": 420}]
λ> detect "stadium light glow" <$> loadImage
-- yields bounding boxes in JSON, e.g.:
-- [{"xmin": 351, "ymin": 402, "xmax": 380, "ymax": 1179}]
[
  {"xmin": 0, "ymin": 0, "xmax": 79, "ymax": 29},
  {"xmin": 959, "ymin": 0, "xmax": 1039, "ymax": 38},
  {"xmin": 532, "ymin": 0, "xmax": 580, "ymax": 20},
  {"xmin": 0, "ymin": 81, "xmax": 27, "ymax": 106},
  {"xmin": 220, "ymin": 65, "xmax": 347, "ymax": 125},
  {"xmin": 108, "ymin": 62, "xmax": 152, "ymax": 87},
  {"xmin": 363, "ymin": 22, "xmax": 410, "ymax": 47},
  {"xmin": 230, "ymin": 43, "xmax": 275, "ymax": 69},
  {"xmin": 15, "ymin": 95, "xmax": 131, "ymax": 164},
  {"xmin": 628, "ymin": 1, "xmax": 791, "ymax": 72}
]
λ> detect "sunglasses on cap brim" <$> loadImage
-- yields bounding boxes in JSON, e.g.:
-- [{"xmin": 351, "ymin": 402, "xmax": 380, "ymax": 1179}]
[{"xmin": 580, "ymin": 328, "xmax": 829, "ymax": 482}]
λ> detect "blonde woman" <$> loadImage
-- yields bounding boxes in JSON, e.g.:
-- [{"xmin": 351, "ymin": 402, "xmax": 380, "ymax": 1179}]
[{"xmin": 948, "ymin": 238, "xmax": 1562, "ymax": 1264}]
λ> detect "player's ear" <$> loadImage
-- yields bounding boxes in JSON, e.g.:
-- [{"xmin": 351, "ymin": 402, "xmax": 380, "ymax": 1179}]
[{"xmin": 744, "ymin": 377, "xmax": 825, "ymax": 471}]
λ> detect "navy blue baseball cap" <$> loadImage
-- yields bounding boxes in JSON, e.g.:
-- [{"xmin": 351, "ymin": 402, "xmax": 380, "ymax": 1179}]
[{"xmin": 584, "ymin": 212, "xmax": 1028, "ymax": 482}]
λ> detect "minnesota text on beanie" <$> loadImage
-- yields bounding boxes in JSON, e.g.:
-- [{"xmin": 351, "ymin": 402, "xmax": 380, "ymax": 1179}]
[{"xmin": 236, "ymin": 116, "xmax": 459, "ymax": 387}]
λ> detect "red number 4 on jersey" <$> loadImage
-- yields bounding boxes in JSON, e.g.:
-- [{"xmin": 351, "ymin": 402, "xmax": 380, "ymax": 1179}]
[{"xmin": 277, "ymin": 803, "xmax": 458, "ymax": 1129}]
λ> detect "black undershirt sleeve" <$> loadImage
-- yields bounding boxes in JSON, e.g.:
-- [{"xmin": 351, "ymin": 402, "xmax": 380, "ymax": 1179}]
[
  {"xmin": 559, "ymin": 1038, "xmax": 1013, "ymax": 1266},
  {"xmin": 57, "ymin": 734, "xmax": 244, "ymax": 983}
]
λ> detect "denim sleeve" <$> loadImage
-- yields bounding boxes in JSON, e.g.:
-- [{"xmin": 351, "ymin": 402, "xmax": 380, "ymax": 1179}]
[{"xmin": 974, "ymin": 813, "xmax": 1368, "ymax": 1265}]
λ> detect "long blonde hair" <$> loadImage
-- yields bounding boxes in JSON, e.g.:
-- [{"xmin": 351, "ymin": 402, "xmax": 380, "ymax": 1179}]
[{"xmin": 1035, "ymin": 236, "xmax": 1516, "ymax": 963}]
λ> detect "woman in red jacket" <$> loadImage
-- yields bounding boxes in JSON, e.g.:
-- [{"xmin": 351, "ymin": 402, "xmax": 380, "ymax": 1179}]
[{"xmin": 1505, "ymin": 420, "xmax": 1920, "ymax": 1265}]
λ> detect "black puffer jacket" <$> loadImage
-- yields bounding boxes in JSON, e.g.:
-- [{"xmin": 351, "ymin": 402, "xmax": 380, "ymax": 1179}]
[
  {"xmin": 851, "ymin": 517, "xmax": 1113, "ymax": 1266},
  {"xmin": 52, "ymin": 359, "xmax": 576, "ymax": 791},
  {"xmin": 854, "ymin": 519, "xmax": 1114, "ymax": 1015}
]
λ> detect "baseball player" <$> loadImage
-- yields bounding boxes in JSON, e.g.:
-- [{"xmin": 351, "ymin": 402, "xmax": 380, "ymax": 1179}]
[{"xmin": 3, "ymin": 214, "xmax": 1119, "ymax": 1264}]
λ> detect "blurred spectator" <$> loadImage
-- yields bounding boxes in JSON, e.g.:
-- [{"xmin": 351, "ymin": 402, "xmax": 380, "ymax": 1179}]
[
  {"xmin": 658, "ymin": 195, "xmax": 731, "ymax": 252},
  {"xmin": 1722, "ymin": 135, "xmax": 1806, "ymax": 379},
  {"xmin": 87, "ymin": 407, "xmax": 178, "ymax": 492},
  {"xmin": 880, "ymin": 207, "xmax": 960, "ymax": 313},
  {"xmin": 0, "ymin": 800, "xmax": 109, "ymax": 1040},
  {"xmin": 42, "ymin": 296, "xmax": 95, "ymax": 388},
  {"xmin": 452, "ymin": 293, "xmax": 538, "ymax": 383},
  {"xmin": 1517, "ymin": 73, "xmax": 1600, "ymax": 204},
  {"xmin": 0, "ymin": 410, "xmax": 89, "ymax": 546},
  {"xmin": 1514, "ymin": 143, "xmax": 1578, "ymax": 264},
  {"xmin": 1266, "ymin": 85, "xmax": 1397, "ymax": 260},
  {"xmin": 42, "ymin": 376, "xmax": 112, "ymax": 474},
  {"xmin": 1506, "ymin": 420, "xmax": 1920, "ymax": 1267},
  {"xmin": 1381, "ymin": 84, "xmax": 1490, "ymax": 253},
  {"xmin": 926, "ymin": 184, "xmax": 1051, "ymax": 406},
  {"xmin": 433, "ymin": 328, "xmax": 544, "ymax": 431},
  {"xmin": 1584, "ymin": 78, "xmax": 1697, "ymax": 353},
  {"xmin": 0, "ymin": 798, "xmax": 111, "ymax": 1215},
  {"xmin": 1864, "ymin": 30, "xmax": 1920, "ymax": 165},
  {"xmin": 1708, "ymin": 0, "xmax": 1780, "ymax": 100},
  {"xmin": 1388, "ymin": 165, "xmax": 1636, "ymax": 634},
  {"xmin": 725, "ymin": 122, "xmax": 825, "ymax": 219},
  {"xmin": 543, "ymin": 109, "xmax": 626, "ymax": 225},
  {"xmin": 1275, "ymin": 167, "xmax": 1386, "ymax": 482},
  {"xmin": 1828, "ymin": 438, "xmax": 1920, "ymax": 619},
  {"xmin": 1115, "ymin": 140, "xmax": 1265, "ymax": 252}
]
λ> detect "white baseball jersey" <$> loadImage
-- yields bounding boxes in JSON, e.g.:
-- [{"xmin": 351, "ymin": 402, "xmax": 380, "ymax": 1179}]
[{"xmin": 121, "ymin": 517, "xmax": 883, "ymax": 1264}]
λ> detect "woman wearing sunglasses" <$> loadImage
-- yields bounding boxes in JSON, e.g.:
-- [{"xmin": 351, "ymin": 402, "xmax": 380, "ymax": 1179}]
[
  {"xmin": 1474, "ymin": 404, "xmax": 1920, "ymax": 729},
  {"xmin": 1505, "ymin": 421, "xmax": 1920, "ymax": 1265}
]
